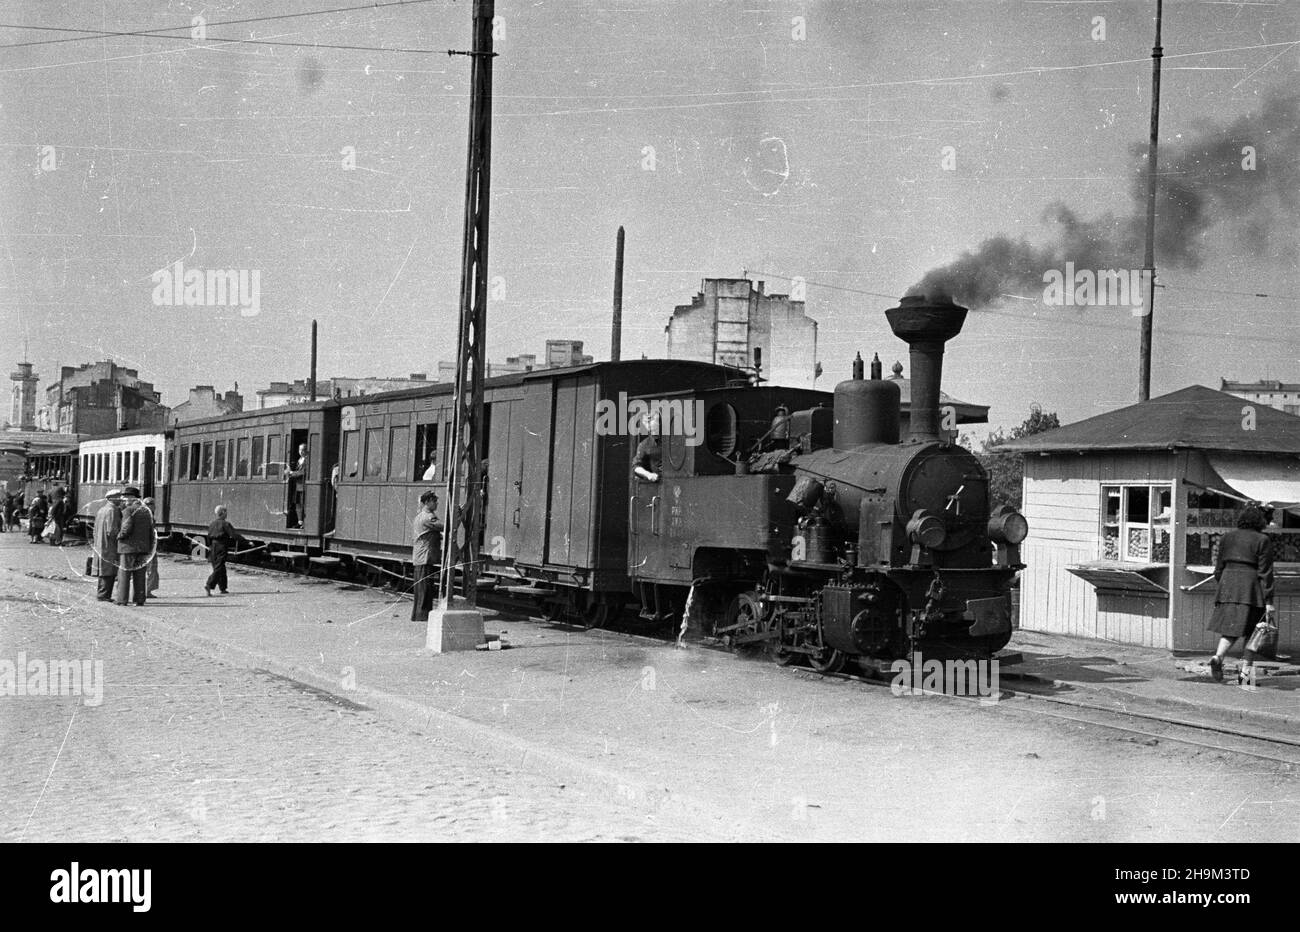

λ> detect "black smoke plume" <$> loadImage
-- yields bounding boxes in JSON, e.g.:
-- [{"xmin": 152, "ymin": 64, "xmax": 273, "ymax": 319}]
[{"xmin": 909, "ymin": 90, "xmax": 1299, "ymax": 309}]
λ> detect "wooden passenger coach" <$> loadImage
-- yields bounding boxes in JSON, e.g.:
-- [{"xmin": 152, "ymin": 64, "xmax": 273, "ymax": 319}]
[{"xmin": 168, "ymin": 401, "xmax": 340, "ymax": 551}]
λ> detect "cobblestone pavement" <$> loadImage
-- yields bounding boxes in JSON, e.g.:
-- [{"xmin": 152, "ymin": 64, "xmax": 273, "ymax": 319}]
[
  {"xmin": 0, "ymin": 570, "xmax": 730, "ymax": 842},
  {"xmin": 3, "ymin": 535, "xmax": 1299, "ymax": 842}
]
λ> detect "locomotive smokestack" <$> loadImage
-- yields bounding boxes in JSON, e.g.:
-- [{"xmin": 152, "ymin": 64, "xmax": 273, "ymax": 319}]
[
  {"xmin": 870, "ymin": 352, "xmax": 882, "ymax": 380},
  {"xmin": 885, "ymin": 294, "xmax": 967, "ymax": 443},
  {"xmin": 852, "ymin": 351, "xmax": 864, "ymax": 380},
  {"xmin": 611, "ymin": 226, "xmax": 624, "ymax": 362}
]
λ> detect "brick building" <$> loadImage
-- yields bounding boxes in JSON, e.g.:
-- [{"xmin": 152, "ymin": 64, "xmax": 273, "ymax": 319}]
[{"xmin": 39, "ymin": 360, "xmax": 169, "ymax": 434}]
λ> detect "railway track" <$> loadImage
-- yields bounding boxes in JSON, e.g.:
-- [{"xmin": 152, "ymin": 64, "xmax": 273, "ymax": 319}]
[{"xmin": 213, "ymin": 554, "xmax": 1300, "ymax": 767}]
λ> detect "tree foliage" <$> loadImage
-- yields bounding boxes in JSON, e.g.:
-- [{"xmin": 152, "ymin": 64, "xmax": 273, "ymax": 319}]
[{"xmin": 974, "ymin": 405, "xmax": 1061, "ymax": 512}]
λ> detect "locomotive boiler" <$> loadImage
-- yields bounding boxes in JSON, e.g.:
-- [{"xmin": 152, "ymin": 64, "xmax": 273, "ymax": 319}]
[{"xmin": 631, "ymin": 295, "xmax": 1028, "ymax": 671}]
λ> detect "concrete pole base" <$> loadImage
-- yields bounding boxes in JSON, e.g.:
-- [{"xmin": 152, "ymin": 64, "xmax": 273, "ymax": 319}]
[{"xmin": 426, "ymin": 599, "xmax": 486, "ymax": 653}]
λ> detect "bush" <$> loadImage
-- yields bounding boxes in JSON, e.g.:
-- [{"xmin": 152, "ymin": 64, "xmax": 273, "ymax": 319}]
[{"xmin": 972, "ymin": 406, "xmax": 1059, "ymax": 512}]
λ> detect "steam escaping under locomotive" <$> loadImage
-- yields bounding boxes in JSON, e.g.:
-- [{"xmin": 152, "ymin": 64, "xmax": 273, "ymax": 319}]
[{"xmin": 631, "ymin": 295, "xmax": 1028, "ymax": 672}]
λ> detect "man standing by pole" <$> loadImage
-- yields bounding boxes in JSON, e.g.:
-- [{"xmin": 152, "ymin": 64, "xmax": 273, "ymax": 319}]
[{"xmin": 411, "ymin": 491, "xmax": 443, "ymax": 623}]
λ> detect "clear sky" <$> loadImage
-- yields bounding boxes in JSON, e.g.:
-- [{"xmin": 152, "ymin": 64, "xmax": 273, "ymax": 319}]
[{"xmin": 2, "ymin": 0, "xmax": 1296, "ymax": 434}]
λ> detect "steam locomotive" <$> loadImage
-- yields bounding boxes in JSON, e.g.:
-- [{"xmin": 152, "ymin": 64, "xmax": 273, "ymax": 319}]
[
  {"xmin": 34, "ymin": 295, "xmax": 1025, "ymax": 669},
  {"xmin": 627, "ymin": 295, "xmax": 1027, "ymax": 670}
]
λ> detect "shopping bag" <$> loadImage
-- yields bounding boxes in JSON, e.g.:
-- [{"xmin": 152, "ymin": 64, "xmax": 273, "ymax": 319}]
[{"xmin": 1246, "ymin": 620, "xmax": 1278, "ymax": 659}]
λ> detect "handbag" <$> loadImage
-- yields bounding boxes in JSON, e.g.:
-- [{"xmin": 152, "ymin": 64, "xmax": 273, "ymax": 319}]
[{"xmin": 1246, "ymin": 619, "xmax": 1278, "ymax": 658}]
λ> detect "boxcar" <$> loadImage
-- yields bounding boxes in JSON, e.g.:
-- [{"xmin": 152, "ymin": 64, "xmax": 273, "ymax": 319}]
[
  {"xmin": 76, "ymin": 430, "xmax": 169, "ymax": 526},
  {"xmin": 497, "ymin": 360, "xmax": 747, "ymax": 624},
  {"xmin": 168, "ymin": 401, "xmax": 340, "ymax": 550}
]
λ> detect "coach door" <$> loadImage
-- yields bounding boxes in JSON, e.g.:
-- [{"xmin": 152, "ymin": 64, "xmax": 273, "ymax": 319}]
[{"xmin": 142, "ymin": 446, "xmax": 156, "ymax": 499}]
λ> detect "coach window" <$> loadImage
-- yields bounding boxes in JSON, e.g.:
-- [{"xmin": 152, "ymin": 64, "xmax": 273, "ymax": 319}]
[
  {"xmin": 414, "ymin": 422, "xmax": 438, "ymax": 480},
  {"xmin": 177, "ymin": 445, "xmax": 189, "ymax": 481},
  {"xmin": 235, "ymin": 438, "xmax": 249, "ymax": 478},
  {"xmin": 133, "ymin": 451, "xmax": 141, "ymax": 483},
  {"xmin": 225, "ymin": 440, "xmax": 235, "ymax": 478},
  {"xmin": 201, "ymin": 442, "xmax": 214, "ymax": 479},
  {"xmin": 214, "ymin": 439, "xmax": 226, "ymax": 478},
  {"xmin": 188, "ymin": 443, "xmax": 201, "ymax": 480},
  {"xmin": 266, "ymin": 434, "xmax": 283, "ymax": 479},
  {"xmin": 251, "ymin": 436, "xmax": 265, "ymax": 478},
  {"xmin": 363, "ymin": 427, "xmax": 384, "ymax": 479},
  {"xmin": 389, "ymin": 425, "xmax": 411, "ymax": 481},
  {"xmin": 341, "ymin": 430, "xmax": 360, "ymax": 480}
]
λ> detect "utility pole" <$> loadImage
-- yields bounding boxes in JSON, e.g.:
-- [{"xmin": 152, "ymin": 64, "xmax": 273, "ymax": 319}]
[
  {"xmin": 611, "ymin": 226, "xmax": 624, "ymax": 362},
  {"xmin": 1138, "ymin": 0, "xmax": 1163, "ymax": 402},
  {"xmin": 308, "ymin": 320, "xmax": 318, "ymax": 402},
  {"xmin": 433, "ymin": 0, "xmax": 495, "ymax": 644}
]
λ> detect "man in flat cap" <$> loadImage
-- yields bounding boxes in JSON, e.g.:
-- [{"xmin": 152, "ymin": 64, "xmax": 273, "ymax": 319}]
[
  {"xmin": 91, "ymin": 489, "xmax": 124, "ymax": 601},
  {"xmin": 114, "ymin": 486, "xmax": 154, "ymax": 606}
]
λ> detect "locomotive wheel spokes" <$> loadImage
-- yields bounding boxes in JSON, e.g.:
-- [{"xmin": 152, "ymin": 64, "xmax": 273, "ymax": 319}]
[
  {"xmin": 807, "ymin": 647, "xmax": 846, "ymax": 674},
  {"xmin": 722, "ymin": 592, "xmax": 763, "ymax": 651}
]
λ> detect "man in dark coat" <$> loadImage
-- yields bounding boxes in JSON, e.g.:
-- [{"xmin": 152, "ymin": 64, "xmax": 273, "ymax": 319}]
[
  {"xmin": 27, "ymin": 492, "xmax": 48, "ymax": 543},
  {"xmin": 1207, "ymin": 504, "xmax": 1275, "ymax": 686},
  {"xmin": 49, "ymin": 487, "xmax": 71, "ymax": 546},
  {"xmin": 114, "ymin": 487, "xmax": 154, "ymax": 606},
  {"xmin": 2, "ymin": 493, "xmax": 15, "ymax": 532},
  {"xmin": 91, "ymin": 489, "xmax": 124, "ymax": 601},
  {"xmin": 205, "ymin": 505, "xmax": 242, "ymax": 595},
  {"xmin": 410, "ymin": 491, "xmax": 443, "ymax": 622}
]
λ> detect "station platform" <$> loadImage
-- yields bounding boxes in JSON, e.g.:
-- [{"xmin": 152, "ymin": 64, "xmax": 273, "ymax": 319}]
[{"xmin": 4, "ymin": 537, "xmax": 1298, "ymax": 841}]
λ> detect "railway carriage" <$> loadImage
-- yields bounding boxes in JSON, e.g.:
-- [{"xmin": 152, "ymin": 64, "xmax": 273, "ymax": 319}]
[
  {"xmin": 76, "ymin": 430, "xmax": 169, "ymax": 528},
  {"xmin": 17, "ymin": 443, "xmax": 79, "ymax": 514},
  {"xmin": 491, "ymin": 360, "xmax": 750, "ymax": 625},
  {"xmin": 168, "ymin": 401, "xmax": 340, "ymax": 552},
  {"xmin": 327, "ymin": 360, "xmax": 745, "ymax": 620},
  {"xmin": 328, "ymin": 379, "xmax": 474, "ymax": 569}
]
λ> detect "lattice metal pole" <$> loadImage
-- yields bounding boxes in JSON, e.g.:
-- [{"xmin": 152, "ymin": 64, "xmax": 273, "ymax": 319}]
[{"xmin": 439, "ymin": 0, "xmax": 495, "ymax": 609}]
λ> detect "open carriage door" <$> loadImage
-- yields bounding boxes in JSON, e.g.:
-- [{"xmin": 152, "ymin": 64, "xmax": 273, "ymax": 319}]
[{"xmin": 142, "ymin": 446, "xmax": 156, "ymax": 499}]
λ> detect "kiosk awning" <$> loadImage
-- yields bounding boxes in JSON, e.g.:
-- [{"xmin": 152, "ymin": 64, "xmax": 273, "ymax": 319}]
[
  {"xmin": 1067, "ymin": 562, "xmax": 1169, "ymax": 595},
  {"xmin": 1207, "ymin": 456, "xmax": 1300, "ymax": 508}
]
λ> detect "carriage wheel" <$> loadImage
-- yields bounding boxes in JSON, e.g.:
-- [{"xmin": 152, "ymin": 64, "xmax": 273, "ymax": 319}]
[{"xmin": 582, "ymin": 596, "xmax": 624, "ymax": 630}]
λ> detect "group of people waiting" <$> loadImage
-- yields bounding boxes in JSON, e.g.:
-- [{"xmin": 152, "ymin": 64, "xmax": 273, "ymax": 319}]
[
  {"xmin": 89, "ymin": 487, "xmax": 161, "ymax": 606},
  {"xmin": 4, "ymin": 487, "xmax": 76, "ymax": 544}
]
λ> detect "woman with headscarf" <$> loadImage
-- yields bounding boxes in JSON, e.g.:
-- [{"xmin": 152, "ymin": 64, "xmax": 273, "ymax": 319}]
[
  {"xmin": 27, "ymin": 491, "xmax": 48, "ymax": 543},
  {"xmin": 1207, "ymin": 504, "xmax": 1276, "ymax": 688}
]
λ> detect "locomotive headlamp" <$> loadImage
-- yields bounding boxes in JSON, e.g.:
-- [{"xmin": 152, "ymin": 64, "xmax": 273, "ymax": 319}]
[
  {"xmin": 987, "ymin": 506, "xmax": 1029, "ymax": 545},
  {"xmin": 906, "ymin": 510, "xmax": 947, "ymax": 549}
]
